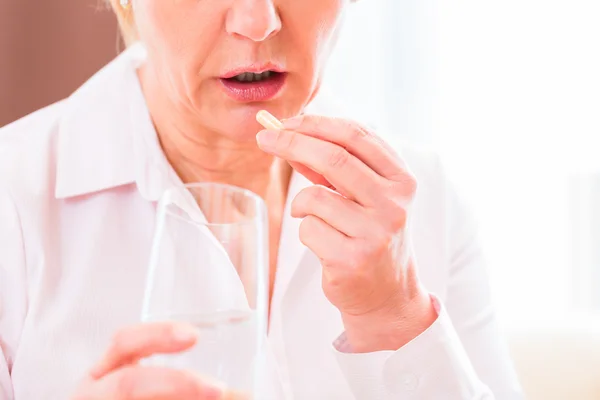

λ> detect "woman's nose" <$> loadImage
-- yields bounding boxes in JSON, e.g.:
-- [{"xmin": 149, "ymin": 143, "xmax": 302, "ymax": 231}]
[{"xmin": 226, "ymin": 0, "xmax": 281, "ymax": 42}]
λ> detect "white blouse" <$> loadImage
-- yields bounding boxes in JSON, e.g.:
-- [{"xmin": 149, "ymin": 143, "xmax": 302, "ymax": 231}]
[{"xmin": 0, "ymin": 45, "xmax": 523, "ymax": 399}]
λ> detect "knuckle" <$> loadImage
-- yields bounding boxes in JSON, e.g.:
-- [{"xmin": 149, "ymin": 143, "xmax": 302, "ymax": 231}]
[
  {"xmin": 335, "ymin": 246, "xmax": 359, "ymax": 270},
  {"xmin": 290, "ymin": 195, "xmax": 302, "ymax": 216},
  {"xmin": 290, "ymin": 190, "xmax": 313, "ymax": 218},
  {"xmin": 352, "ymin": 247, "xmax": 371, "ymax": 268},
  {"xmin": 293, "ymin": 114, "xmax": 306, "ymax": 125},
  {"xmin": 404, "ymin": 173, "xmax": 418, "ymax": 194},
  {"xmin": 374, "ymin": 236, "xmax": 392, "ymax": 257},
  {"xmin": 294, "ymin": 187, "xmax": 319, "ymax": 215},
  {"xmin": 321, "ymin": 253, "xmax": 346, "ymax": 269},
  {"xmin": 390, "ymin": 173, "xmax": 418, "ymax": 196},
  {"xmin": 322, "ymin": 270, "xmax": 343, "ymax": 292},
  {"xmin": 320, "ymin": 258, "xmax": 335, "ymax": 270},
  {"xmin": 276, "ymin": 130, "xmax": 297, "ymax": 153},
  {"xmin": 309, "ymin": 115, "xmax": 326, "ymax": 131},
  {"xmin": 346, "ymin": 120, "xmax": 370, "ymax": 141},
  {"xmin": 300, "ymin": 186, "xmax": 319, "ymax": 203},
  {"xmin": 109, "ymin": 329, "xmax": 130, "ymax": 357},
  {"xmin": 307, "ymin": 185, "xmax": 328, "ymax": 204},
  {"xmin": 388, "ymin": 208, "xmax": 407, "ymax": 230},
  {"xmin": 362, "ymin": 235, "xmax": 388, "ymax": 259},
  {"xmin": 327, "ymin": 147, "xmax": 350, "ymax": 169},
  {"xmin": 298, "ymin": 215, "xmax": 315, "ymax": 238},
  {"xmin": 321, "ymin": 260, "xmax": 351, "ymax": 284}
]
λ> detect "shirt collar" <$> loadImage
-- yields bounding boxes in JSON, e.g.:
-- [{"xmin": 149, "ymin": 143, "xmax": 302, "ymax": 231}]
[{"xmin": 54, "ymin": 43, "xmax": 180, "ymax": 201}]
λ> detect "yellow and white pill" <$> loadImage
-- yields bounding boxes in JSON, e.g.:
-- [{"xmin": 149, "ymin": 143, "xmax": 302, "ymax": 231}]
[{"xmin": 256, "ymin": 110, "xmax": 283, "ymax": 131}]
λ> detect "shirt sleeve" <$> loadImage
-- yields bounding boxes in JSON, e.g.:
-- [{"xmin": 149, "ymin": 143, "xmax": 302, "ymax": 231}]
[
  {"xmin": 331, "ymin": 165, "xmax": 524, "ymax": 400},
  {"xmin": 0, "ymin": 186, "xmax": 28, "ymax": 400}
]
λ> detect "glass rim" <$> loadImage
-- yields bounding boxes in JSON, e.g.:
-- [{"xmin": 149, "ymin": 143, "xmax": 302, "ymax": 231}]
[{"xmin": 160, "ymin": 182, "xmax": 267, "ymax": 228}]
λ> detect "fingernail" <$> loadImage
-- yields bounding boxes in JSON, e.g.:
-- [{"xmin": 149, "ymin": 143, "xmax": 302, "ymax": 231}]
[
  {"xmin": 256, "ymin": 130, "xmax": 278, "ymax": 149},
  {"xmin": 172, "ymin": 324, "xmax": 198, "ymax": 342},
  {"xmin": 282, "ymin": 117, "xmax": 302, "ymax": 129}
]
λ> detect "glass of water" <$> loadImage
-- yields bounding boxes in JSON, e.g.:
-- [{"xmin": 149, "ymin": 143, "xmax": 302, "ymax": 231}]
[{"xmin": 141, "ymin": 183, "xmax": 269, "ymax": 397}]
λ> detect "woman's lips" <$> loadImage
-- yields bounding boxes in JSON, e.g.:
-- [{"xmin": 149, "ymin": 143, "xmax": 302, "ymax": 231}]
[{"xmin": 219, "ymin": 73, "xmax": 286, "ymax": 102}]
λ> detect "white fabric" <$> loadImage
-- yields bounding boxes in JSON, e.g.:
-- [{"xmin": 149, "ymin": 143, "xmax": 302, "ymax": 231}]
[{"xmin": 0, "ymin": 45, "xmax": 523, "ymax": 399}]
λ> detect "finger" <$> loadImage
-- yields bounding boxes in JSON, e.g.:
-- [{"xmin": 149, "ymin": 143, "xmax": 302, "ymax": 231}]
[
  {"xmin": 288, "ymin": 161, "xmax": 332, "ymax": 188},
  {"xmin": 282, "ymin": 115, "xmax": 407, "ymax": 179},
  {"xmin": 257, "ymin": 129, "xmax": 383, "ymax": 206},
  {"xmin": 90, "ymin": 322, "xmax": 198, "ymax": 379},
  {"xmin": 81, "ymin": 365, "xmax": 226, "ymax": 400},
  {"xmin": 291, "ymin": 185, "xmax": 374, "ymax": 238},
  {"xmin": 298, "ymin": 215, "xmax": 354, "ymax": 266}
]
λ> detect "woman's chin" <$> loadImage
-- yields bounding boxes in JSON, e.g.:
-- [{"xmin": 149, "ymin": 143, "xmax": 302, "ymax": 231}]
[
  {"xmin": 205, "ymin": 106, "xmax": 277, "ymax": 141},
  {"xmin": 205, "ymin": 116, "xmax": 266, "ymax": 144}
]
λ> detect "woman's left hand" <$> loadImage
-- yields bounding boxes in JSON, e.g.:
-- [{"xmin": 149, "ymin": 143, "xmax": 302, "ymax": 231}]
[{"xmin": 257, "ymin": 115, "xmax": 437, "ymax": 353}]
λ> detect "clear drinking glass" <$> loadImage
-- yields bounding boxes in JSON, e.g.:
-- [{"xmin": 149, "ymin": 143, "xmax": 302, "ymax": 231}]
[{"xmin": 141, "ymin": 183, "xmax": 269, "ymax": 397}]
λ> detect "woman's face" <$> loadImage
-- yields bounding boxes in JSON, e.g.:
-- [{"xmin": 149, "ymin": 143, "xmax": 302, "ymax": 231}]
[{"xmin": 132, "ymin": 0, "xmax": 348, "ymax": 141}]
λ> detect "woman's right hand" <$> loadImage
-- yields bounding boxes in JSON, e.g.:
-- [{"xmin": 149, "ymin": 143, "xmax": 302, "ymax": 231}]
[{"xmin": 72, "ymin": 322, "xmax": 240, "ymax": 400}]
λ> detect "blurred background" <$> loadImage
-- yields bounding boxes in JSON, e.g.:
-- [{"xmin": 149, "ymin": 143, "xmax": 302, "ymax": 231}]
[
  {"xmin": 0, "ymin": 0, "xmax": 117, "ymax": 126},
  {"xmin": 327, "ymin": 0, "xmax": 600, "ymax": 327},
  {"xmin": 2, "ymin": 0, "xmax": 600, "ymax": 398}
]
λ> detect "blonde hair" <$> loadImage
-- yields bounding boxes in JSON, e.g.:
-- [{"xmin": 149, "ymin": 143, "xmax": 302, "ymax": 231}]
[{"xmin": 106, "ymin": 0, "xmax": 138, "ymax": 46}]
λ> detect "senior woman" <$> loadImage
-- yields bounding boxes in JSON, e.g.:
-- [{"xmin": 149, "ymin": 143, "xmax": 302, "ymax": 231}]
[{"xmin": 0, "ymin": 0, "xmax": 523, "ymax": 399}]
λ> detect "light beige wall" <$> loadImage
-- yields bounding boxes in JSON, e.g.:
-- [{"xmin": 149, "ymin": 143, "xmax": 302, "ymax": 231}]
[{"xmin": 0, "ymin": 0, "xmax": 120, "ymax": 127}]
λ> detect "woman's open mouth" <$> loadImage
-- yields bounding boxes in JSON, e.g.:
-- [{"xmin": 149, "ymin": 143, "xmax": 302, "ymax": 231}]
[{"xmin": 219, "ymin": 71, "xmax": 286, "ymax": 102}]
